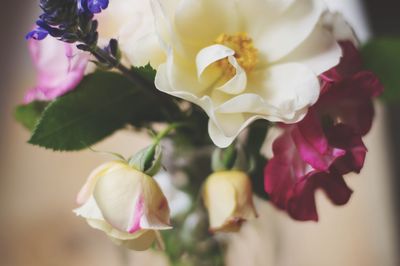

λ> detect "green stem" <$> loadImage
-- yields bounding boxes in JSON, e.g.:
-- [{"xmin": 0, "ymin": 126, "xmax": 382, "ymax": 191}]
[
  {"xmin": 222, "ymin": 143, "xmax": 237, "ymax": 170},
  {"xmin": 153, "ymin": 123, "xmax": 188, "ymax": 145},
  {"xmin": 91, "ymin": 47, "xmax": 155, "ymax": 95}
]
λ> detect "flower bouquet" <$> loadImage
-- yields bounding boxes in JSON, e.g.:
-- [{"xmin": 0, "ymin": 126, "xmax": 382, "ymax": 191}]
[{"xmin": 15, "ymin": 0, "xmax": 398, "ymax": 264}]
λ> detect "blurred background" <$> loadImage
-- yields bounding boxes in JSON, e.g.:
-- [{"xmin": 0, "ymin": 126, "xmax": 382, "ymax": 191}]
[{"xmin": 0, "ymin": 0, "xmax": 399, "ymax": 265}]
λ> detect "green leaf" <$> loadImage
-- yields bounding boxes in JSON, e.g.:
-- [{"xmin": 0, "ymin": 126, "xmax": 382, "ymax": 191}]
[
  {"xmin": 14, "ymin": 101, "xmax": 48, "ymax": 131},
  {"xmin": 132, "ymin": 64, "xmax": 156, "ymax": 83},
  {"xmin": 29, "ymin": 71, "xmax": 174, "ymax": 151},
  {"xmin": 362, "ymin": 37, "xmax": 400, "ymax": 102}
]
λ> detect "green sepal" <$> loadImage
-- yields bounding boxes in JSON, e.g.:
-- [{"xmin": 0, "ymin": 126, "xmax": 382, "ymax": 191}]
[
  {"xmin": 128, "ymin": 144, "xmax": 163, "ymax": 176},
  {"xmin": 211, "ymin": 145, "xmax": 248, "ymax": 172},
  {"xmin": 211, "ymin": 149, "xmax": 225, "ymax": 172}
]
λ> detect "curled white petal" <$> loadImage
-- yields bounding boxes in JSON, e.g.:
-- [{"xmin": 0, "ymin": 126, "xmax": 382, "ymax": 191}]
[
  {"xmin": 216, "ymin": 56, "xmax": 248, "ymax": 95},
  {"xmin": 196, "ymin": 44, "xmax": 234, "ymax": 79}
]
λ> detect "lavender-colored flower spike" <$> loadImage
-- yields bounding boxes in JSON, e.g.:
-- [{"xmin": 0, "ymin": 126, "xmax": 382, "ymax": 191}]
[
  {"xmin": 77, "ymin": 0, "xmax": 109, "ymax": 14},
  {"xmin": 25, "ymin": 27, "xmax": 49, "ymax": 40},
  {"xmin": 87, "ymin": 0, "xmax": 109, "ymax": 14},
  {"xmin": 27, "ymin": 0, "xmax": 109, "ymax": 49}
]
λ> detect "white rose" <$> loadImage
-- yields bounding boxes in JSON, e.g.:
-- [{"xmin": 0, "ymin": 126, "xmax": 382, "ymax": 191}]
[
  {"xmin": 96, "ymin": 0, "xmax": 165, "ymax": 68},
  {"xmin": 152, "ymin": 0, "xmax": 343, "ymax": 147},
  {"xmin": 74, "ymin": 161, "xmax": 172, "ymax": 251}
]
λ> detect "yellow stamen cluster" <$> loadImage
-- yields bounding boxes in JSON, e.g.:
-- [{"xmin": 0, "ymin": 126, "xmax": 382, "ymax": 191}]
[{"xmin": 215, "ymin": 32, "xmax": 258, "ymax": 79}]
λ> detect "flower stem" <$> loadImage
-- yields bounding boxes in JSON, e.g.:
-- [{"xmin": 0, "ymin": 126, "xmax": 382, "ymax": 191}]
[
  {"xmin": 91, "ymin": 46, "xmax": 153, "ymax": 91},
  {"xmin": 154, "ymin": 231, "xmax": 166, "ymax": 251},
  {"xmin": 153, "ymin": 123, "xmax": 185, "ymax": 144}
]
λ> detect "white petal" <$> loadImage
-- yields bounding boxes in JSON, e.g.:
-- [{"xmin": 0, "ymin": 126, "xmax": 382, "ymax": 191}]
[
  {"xmin": 165, "ymin": 51, "xmax": 207, "ymax": 95},
  {"xmin": 174, "ymin": 0, "xmax": 239, "ymax": 47},
  {"xmin": 196, "ymin": 44, "xmax": 234, "ymax": 79},
  {"xmin": 278, "ymin": 23, "xmax": 342, "ymax": 75},
  {"xmin": 74, "ymin": 196, "xmax": 104, "ymax": 220},
  {"xmin": 322, "ymin": 12, "xmax": 359, "ymax": 45},
  {"xmin": 151, "ymin": 0, "xmax": 180, "ymax": 20},
  {"xmin": 86, "ymin": 219, "xmax": 148, "ymax": 241},
  {"xmin": 247, "ymin": 63, "xmax": 320, "ymax": 116},
  {"xmin": 75, "ymin": 197, "xmax": 150, "ymax": 241},
  {"xmin": 212, "ymin": 112, "xmax": 245, "ymax": 138},
  {"xmin": 97, "ymin": 0, "xmax": 152, "ymax": 39},
  {"xmin": 76, "ymin": 161, "xmax": 126, "ymax": 205},
  {"xmin": 155, "ymin": 52, "xmax": 220, "ymax": 118},
  {"xmin": 122, "ymin": 32, "xmax": 166, "ymax": 68},
  {"xmin": 208, "ymin": 120, "xmax": 237, "ymax": 148},
  {"xmin": 139, "ymin": 176, "xmax": 172, "ymax": 231},
  {"xmin": 93, "ymin": 167, "xmax": 143, "ymax": 233},
  {"xmin": 155, "ymin": 61, "xmax": 216, "ymax": 121},
  {"xmin": 216, "ymin": 56, "xmax": 247, "ymax": 95},
  {"xmin": 216, "ymin": 94, "xmax": 276, "ymax": 115},
  {"xmin": 238, "ymin": 0, "xmax": 295, "ymax": 34},
  {"xmin": 208, "ymin": 112, "xmax": 278, "ymax": 148},
  {"xmin": 151, "ymin": 0, "xmax": 186, "ymax": 54},
  {"xmin": 110, "ymin": 230, "xmax": 156, "ymax": 251},
  {"xmin": 254, "ymin": 0, "xmax": 326, "ymax": 62}
]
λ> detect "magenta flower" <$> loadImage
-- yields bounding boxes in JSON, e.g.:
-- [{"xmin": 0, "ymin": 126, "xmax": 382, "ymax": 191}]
[
  {"xmin": 264, "ymin": 42, "xmax": 383, "ymax": 221},
  {"xmin": 24, "ymin": 37, "xmax": 89, "ymax": 104}
]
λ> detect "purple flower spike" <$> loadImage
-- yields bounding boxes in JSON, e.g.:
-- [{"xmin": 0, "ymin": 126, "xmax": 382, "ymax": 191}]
[
  {"xmin": 87, "ymin": 0, "xmax": 109, "ymax": 14},
  {"xmin": 25, "ymin": 27, "xmax": 49, "ymax": 40}
]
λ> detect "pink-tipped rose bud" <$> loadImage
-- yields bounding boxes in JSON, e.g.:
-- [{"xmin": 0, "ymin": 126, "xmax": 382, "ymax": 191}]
[
  {"xmin": 74, "ymin": 161, "xmax": 171, "ymax": 251},
  {"xmin": 203, "ymin": 171, "xmax": 257, "ymax": 233}
]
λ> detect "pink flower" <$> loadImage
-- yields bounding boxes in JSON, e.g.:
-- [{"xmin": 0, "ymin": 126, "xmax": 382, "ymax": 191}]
[
  {"xmin": 264, "ymin": 42, "xmax": 383, "ymax": 221},
  {"xmin": 24, "ymin": 37, "xmax": 89, "ymax": 103}
]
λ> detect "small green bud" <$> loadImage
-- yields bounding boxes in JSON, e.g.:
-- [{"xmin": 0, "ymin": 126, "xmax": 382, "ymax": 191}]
[{"xmin": 129, "ymin": 144, "xmax": 163, "ymax": 176}]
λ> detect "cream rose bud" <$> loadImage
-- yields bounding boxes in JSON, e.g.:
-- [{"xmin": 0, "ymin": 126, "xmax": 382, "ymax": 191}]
[
  {"xmin": 74, "ymin": 161, "xmax": 172, "ymax": 251},
  {"xmin": 203, "ymin": 171, "xmax": 258, "ymax": 233}
]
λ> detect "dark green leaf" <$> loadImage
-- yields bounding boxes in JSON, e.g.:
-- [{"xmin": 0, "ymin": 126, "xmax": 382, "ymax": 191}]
[
  {"xmin": 14, "ymin": 101, "xmax": 48, "ymax": 131},
  {"xmin": 362, "ymin": 37, "xmax": 400, "ymax": 102},
  {"xmin": 132, "ymin": 64, "xmax": 156, "ymax": 83},
  {"xmin": 29, "ymin": 71, "xmax": 174, "ymax": 151}
]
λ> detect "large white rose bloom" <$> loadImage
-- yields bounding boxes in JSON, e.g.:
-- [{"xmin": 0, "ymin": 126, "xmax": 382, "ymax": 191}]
[{"xmin": 152, "ymin": 0, "xmax": 344, "ymax": 147}]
